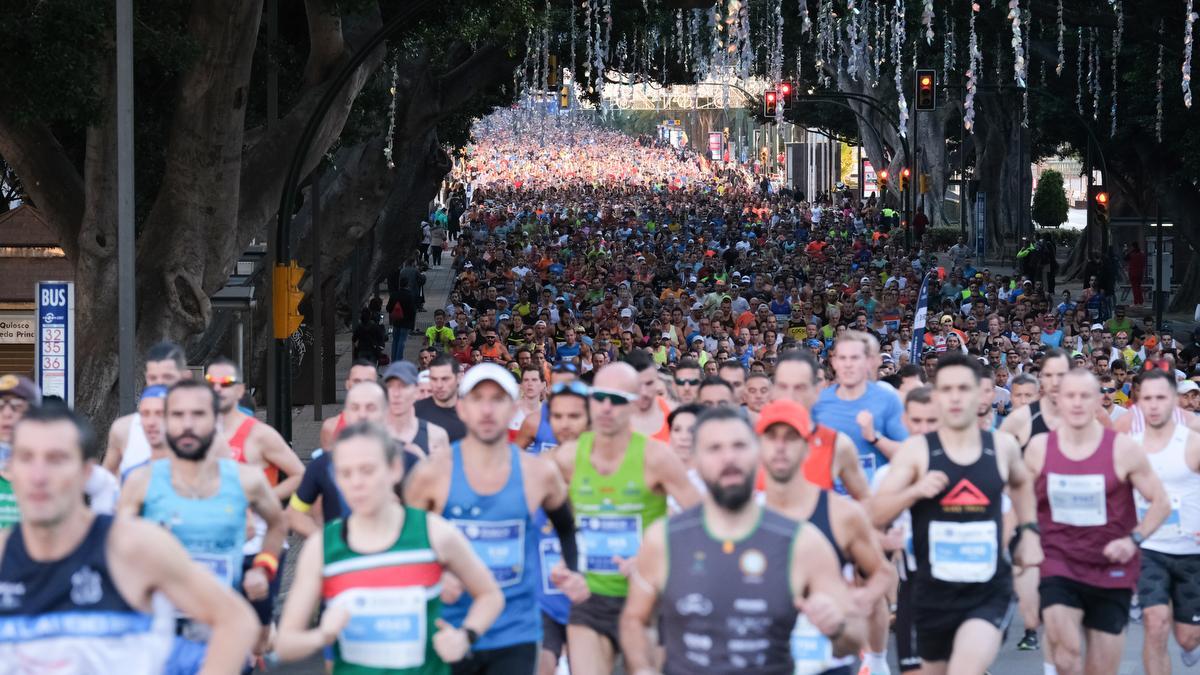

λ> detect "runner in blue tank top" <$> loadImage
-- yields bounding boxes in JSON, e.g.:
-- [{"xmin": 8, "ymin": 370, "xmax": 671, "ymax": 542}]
[
  {"xmin": 118, "ymin": 381, "xmax": 286, "ymax": 674},
  {"xmin": 1, "ymin": 404, "xmax": 259, "ymax": 674},
  {"xmin": 407, "ymin": 364, "xmax": 583, "ymax": 674}
]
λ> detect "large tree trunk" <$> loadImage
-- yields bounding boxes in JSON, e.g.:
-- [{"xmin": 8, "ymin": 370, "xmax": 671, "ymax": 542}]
[{"xmin": 972, "ymin": 91, "xmax": 1028, "ymax": 257}]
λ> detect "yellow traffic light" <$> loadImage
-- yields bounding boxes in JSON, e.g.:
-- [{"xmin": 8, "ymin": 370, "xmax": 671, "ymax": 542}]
[
  {"xmin": 273, "ymin": 261, "xmax": 305, "ymax": 339},
  {"xmin": 877, "ymin": 169, "xmax": 889, "ymax": 192},
  {"xmin": 899, "ymin": 168, "xmax": 910, "ymax": 192},
  {"xmin": 560, "ymin": 85, "xmax": 570, "ymax": 109}
]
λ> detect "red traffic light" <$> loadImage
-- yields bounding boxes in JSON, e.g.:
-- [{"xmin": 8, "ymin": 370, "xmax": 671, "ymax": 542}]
[
  {"xmin": 779, "ymin": 83, "xmax": 791, "ymax": 96},
  {"xmin": 1095, "ymin": 192, "xmax": 1109, "ymax": 205},
  {"xmin": 901, "ymin": 167, "xmax": 912, "ymax": 177},
  {"xmin": 766, "ymin": 92, "xmax": 777, "ymax": 102},
  {"xmin": 920, "ymin": 75, "xmax": 932, "ymax": 87},
  {"xmin": 878, "ymin": 169, "xmax": 889, "ymax": 180}
]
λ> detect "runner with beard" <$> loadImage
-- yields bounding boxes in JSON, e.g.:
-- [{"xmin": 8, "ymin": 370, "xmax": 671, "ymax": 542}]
[
  {"xmin": 117, "ymin": 381, "xmax": 286, "ymax": 673},
  {"xmin": 0, "ymin": 405, "xmax": 258, "ymax": 674},
  {"xmin": 757, "ymin": 398, "xmax": 895, "ymax": 675},
  {"xmin": 619, "ymin": 406, "xmax": 865, "ymax": 674}
]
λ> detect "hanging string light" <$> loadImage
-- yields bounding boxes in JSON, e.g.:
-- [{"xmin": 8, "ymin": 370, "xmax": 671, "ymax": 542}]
[
  {"xmin": 895, "ymin": 0, "xmax": 908, "ymax": 137},
  {"xmin": 965, "ymin": 2, "xmax": 980, "ymax": 132},
  {"xmin": 1157, "ymin": 20, "xmax": 1165, "ymax": 141},
  {"xmin": 383, "ymin": 58, "xmax": 398, "ymax": 169},
  {"xmin": 1111, "ymin": 0, "xmax": 1122, "ymax": 137},
  {"xmin": 1055, "ymin": 0, "xmax": 1064, "ymax": 75},
  {"xmin": 1185, "ymin": 0, "xmax": 1196, "ymax": 107},
  {"xmin": 922, "ymin": 0, "xmax": 934, "ymax": 45}
]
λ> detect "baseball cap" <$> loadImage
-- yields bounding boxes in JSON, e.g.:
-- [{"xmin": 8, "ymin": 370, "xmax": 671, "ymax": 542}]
[
  {"xmin": 0, "ymin": 375, "xmax": 40, "ymax": 405},
  {"xmin": 1179, "ymin": 381, "xmax": 1200, "ymax": 395},
  {"xmin": 620, "ymin": 308, "xmax": 633, "ymax": 318},
  {"xmin": 754, "ymin": 399, "xmax": 814, "ymax": 437},
  {"xmin": 691, "ymin": 302, "xmax": 703, "ymax": 310},
  {"xmin": 1090, "ymin": 323, "xmax": 1104, "ymax": 331},
  {"xmin": 940, "ymin": 315, "xmax": 954, "ymax": 324},
  {"xmin": 140, "ymin": 385, "xmax": 169, "ymax": 402},
  {"xmin": 535, "ymin": 320, "xmax": 547, "ymax": 327},
  {"xmin": 860, "ymin": 276, "xmax": 871, "ymax": 284},
  {"xmin": 383, "ymin": 361, "xmax": 419, "ymax": 385},
  {"xmin": 459, "ymin": 362, "xmax": 518, "ymax": 399}
]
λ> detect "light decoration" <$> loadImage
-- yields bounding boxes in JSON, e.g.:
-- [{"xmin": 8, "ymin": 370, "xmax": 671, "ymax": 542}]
[
  {"xmin": 1055, "ymin": 0, "xmax": 1064, "ymax": 76},
  {"xmin": 1185, "ymin": 0, "xmax": 1196, "ymax": 107},
  {"xmin": 895, "ymin": 0, "xmax": 908, "ymax": 137},
  {"xmin": 1110, "ymin": 0, "xmax": 1122, "ymax": 137},
  {"xmin": 922, "ymin": 0, "xmax": 934, "ymax": 44},
  {"xmin": 383, "ymin": 58, "xmax": 398, "ymax": 169},
  {"xmin": 1157, "ymin": 19, "xmax": 1165, "ymax": 141},
  {"xmin": 964, "ymin": 2, "xmax": 980, "ymax": 132}
]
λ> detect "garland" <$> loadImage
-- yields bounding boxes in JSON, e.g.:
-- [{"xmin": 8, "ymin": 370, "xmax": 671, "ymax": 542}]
[
  {"xmin": 1009, "ymin": 0, "xmax": 1026, "ymax": 88},
  {"xmin": 1110, "ymin": 0, "xmax": 1122, "ymax": 137},
  {"xmin": 922, "ymin": 0, "xmax": 935, "ymax": 45},
  {"xmin": 1158, "ymin": 20, "xmax": 1165, "ymax": 141},
  {"xmin": 1185, "ymin": 0, "xmax": 1196, "ymax": 108},
  {"xmin": 1055, "ymin": 0, "xmax": 1064, "ymax": 76},
  {"xmin": 383, "ymin": 58, "xmax": 398, "ymax": 169},
  {"xmin": 965, "ymin": 2, "xmax": 979, "ymax": 132}
]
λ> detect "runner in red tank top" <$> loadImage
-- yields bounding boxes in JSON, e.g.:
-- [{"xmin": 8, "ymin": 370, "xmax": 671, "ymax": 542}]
[
  {"xmin": 1025, "ymin": 368, "xmax": 1170, "ymax": 675},
  {"xmin": 319, "ymin": 359, "xmax": 381, "ymax": 450}
]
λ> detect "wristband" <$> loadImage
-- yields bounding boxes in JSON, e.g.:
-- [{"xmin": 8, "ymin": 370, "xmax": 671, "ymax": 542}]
[{"xmin": 253, "ymin": 552, "xmax": 279, "ymax": 581}]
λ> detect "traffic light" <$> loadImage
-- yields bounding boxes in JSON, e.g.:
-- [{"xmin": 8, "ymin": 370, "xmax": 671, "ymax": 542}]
[
  {"xmin": 1090, "ymin": 186, "xmax": 1110, "ymax": 227},
  {"xmin": 778, "ymin": 82, "xmax": 792, "ymax": 102},
  {"xmin": 900, "ymin": 167, "xmax": 911, "ymax": 192},
  {"xmin": 764, "ymin": 89, "xmax": 778, "ymax": 117},
  {"xmin": 915, "ymin": 69, "xmax": 936, "ymax": 110},
  {"xmin": 560, "ymin": 85, "xmax": 570, "ymax": 109},
  {"xmin": 273, "ymin": 261, "xmax": 305, "ymax": 339},
  {"xmin": 877, "ymin": 169, "xmax": 889, "ymax": 192}
]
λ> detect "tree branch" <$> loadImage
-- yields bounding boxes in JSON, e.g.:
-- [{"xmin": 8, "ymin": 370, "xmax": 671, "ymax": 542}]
[
  {"xmin": 0, "ymin": 112, "xmax": 85, "ymax": 257},
  {"xmin": 405, "ymin": 44, "xmax": 522, "ymax": 134},
  {"xmin": 304, "ymin": 0, "xmax": 345, "ymax": 86}
]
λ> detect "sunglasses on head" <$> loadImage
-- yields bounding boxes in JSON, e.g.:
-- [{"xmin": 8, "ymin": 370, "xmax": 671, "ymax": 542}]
[
  {"xmin": 589, "ymin": 388, "xmax": 637, "ymax": 405},
  {"xmin": 551, "ymin": 381, "xmax": 590, "ymax": 397},
  {"xmin": 205, "ymin": 374, "xmax": 239, "ymax": 388}
]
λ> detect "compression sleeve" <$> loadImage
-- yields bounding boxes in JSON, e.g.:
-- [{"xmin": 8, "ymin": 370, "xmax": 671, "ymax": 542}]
[{"xmin": 546, "ymin": 501, "xmax": 579, "ymax": 572}]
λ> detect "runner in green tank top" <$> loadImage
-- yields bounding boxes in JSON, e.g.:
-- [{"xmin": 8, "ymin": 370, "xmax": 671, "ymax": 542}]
[
  {"xmin": 276, "ymin": 422, "xmax": 505, "ymax": 673},
  {"xmin": 551, "ymin": 363, "xmax": 701, "ymax": 675}
]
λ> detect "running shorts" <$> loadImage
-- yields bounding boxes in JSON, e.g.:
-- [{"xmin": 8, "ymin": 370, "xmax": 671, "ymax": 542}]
[{"xmin": 1039, "ymin": 575, "xmax": 1132, "ymax": 635}]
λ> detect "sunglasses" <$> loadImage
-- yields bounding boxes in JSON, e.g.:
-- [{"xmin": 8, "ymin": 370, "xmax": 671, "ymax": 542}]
[
  {"xmin": 674, "ymin": 377, "xmax": 702, "ymax": 386},
  {"xmin": 589, "ymin": 388, "xmax": 637, "ymax": 406},
  {"xmin": 205, "ymin": 374, "xmax": 240, "ymax": 388},
  {"xmin": 0, "ymin": 398, "xmax": 30, "ymax": 413},
  {"xmin": 1100, "ymin": 387, "xmax": 1117, "ymax": 394},
  {"xmin": 551, "ymin": 381, "xmax": 590, "ymax": 397}
]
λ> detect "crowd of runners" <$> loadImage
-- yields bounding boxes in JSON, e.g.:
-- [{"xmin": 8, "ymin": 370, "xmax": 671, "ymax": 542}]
[{"xmin": 2, "ymin": 112, "xmax": 1200, "ymax": 675}]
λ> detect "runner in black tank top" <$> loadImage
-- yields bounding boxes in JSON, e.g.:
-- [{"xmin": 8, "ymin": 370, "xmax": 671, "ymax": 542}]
[{"xmin": 1026, "ymin": 400, "xmax": 1051, "ymax": 451}]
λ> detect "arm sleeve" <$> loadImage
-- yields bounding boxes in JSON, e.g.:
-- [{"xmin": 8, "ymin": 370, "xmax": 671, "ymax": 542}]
[
  {"xmin": 545, "ymin": 501, "xmax": 580, "ymax": 572},
  {"xmin": 290, "ymin": 460, "xmax": 320, "ymax": 512}
]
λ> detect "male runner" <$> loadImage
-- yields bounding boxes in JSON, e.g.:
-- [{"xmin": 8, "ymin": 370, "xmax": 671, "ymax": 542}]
[
  {"xmin": 1010, "ymin": 374, "xmax": 1040, "ymax": 410},
  {"xmin": 3, "ymin": 404, "xmax": 258, "ymax": 673},
  {"xmin": 509, "ymin": 368, "xmax": 546, "ymax": 441},
  {"xmin": 619, "ymin": 407, "xmax": 865, "ymax": 674},
  {"xmin": 119, "ymin": 385, "xmax": 172, "ymax": 475},
  {"xmin": 384, "ymin": 361, "xmax": 451, "ymax": 457},
  {"xmin": 672, "ymin": 359, "xmax": 702, "ymax": 405},
  {"xmin": 276, "ymin": 422, "xmax": 505, "ymax": 672},
  {"xmin": 743, "ymin": 371, "xmax": 772, "ymax": 425},
  {"xmin": 757, "ymin": 398, "xmax": 896, "ymax": 675},
  {"xmin": 103, "ymin": 341, "xmax": 190, "ymax": 478},
  {"xmin": 772, "ymin": 351, "xmax": 869, "ymax": 500},
  {"xmin": 118, "ymin": 380, "xmax": 287, "ymax": 672},
  {"xmin": 717, "ymin": 359, "xmax": 747, "ymax": 405},
  {"xmin": 513, "ymin": 363, "xmax": 582, "ymax": 451},
  {"xmin": 872, "ymin": 353, "xmax": 1042, "ymax": 675},
  {"xmin": 318, "ymin": 358, "xmax": 380, "ymax": 449},
  {"xmin": 406, "ymin": 363, "xmax": 580, "ymax": 674},
  {"xmin": 625, "ymin": 351, "xmax": 674, "ymax": 443},
  {"xmin": 415, "ymin": 355, "xmax": 467, "ymax": 441},
  {"xmin": 1026, "ymin": 368, "xmax": 1170, "ymax": 675},
  {"xmin": 550, "ymin": 362, "xmax": 701, "ymax": 675},
  {"xmin": 1128, "ymin": 368, "xmax": 1200, "ymax": 674}
]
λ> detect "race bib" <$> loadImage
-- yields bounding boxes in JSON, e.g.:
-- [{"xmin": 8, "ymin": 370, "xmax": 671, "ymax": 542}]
[
  {"xmin": 1047, "ymin": 473, "xmax": 1107, "ymax": 526},
  {"xmin": 539, "ymin": 537, "xmax": 564, "ymax": 596},
  {"xmin": 454, "ymin": 519, "xmax": 525, "ymax": 587},
  {"xmin": 859, "ymin": 453, "xmax": 878, "ymax": 485},
  {"xmin": 790, "ymin": 614, "xmax": 835, "ymax": 675},
  {"xmin": 1136, "ymin": 492, "xmax": 1183, "ymax": 540},
  {"xmin": 192, "ymin": 552, "xmax": 236, "ymax": 587},
  {"xmin": 579, "ymin": 514, "xmax": 642, "ymax": 574},
  {"xmin": 335, "ymin": 588, "xmax": 426, "ymax": 669},
  {"xmin": 928, "ymin": 520, "xmax": 998, "ymax": 583}
]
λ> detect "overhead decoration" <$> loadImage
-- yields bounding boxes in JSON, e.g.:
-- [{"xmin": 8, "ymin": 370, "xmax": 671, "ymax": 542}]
[
  {"xmin": 922, "ymin": 0, "xmax": 934, "ymax": 45},
  {"xmin": 770, "ymin": 0, "xmax": 784, "ymax": 84},
  {"xmin": 964, "ymin": 2, "xmax": 979, "ymax": 132},
  {"xmin": 1022, "ymin": 4, "xmax": 1030, "ymax": 126},
  {"xmin": 1158, "ymin": 20, "xmax": 1165, "ymax": 141},
  {"xmin": 798, "ymin": 0, "xmax": 812, "ymax": 34},
  {"xmin": 1110, "ymin": 0, "xmax": 1122, "ymax": 137},
  {"xmin": 584, "ymin": 0, "xmax": 593, "ymax": 93},
  {"xmin": 846, "ymin": 0, "xmax": 862, "ymax": 82},
  {"xmin": 1009, "ymin": 0, "xmax": 1025, "ymax": 87},
  {"xmin": 383, "ymin": 59, "xmax": 398, "ymax": 169},
  {"xmin": 1185, "ymin": 0, "xmax": 1196, "ymax": 107},
  {"xmin": 1076, "ymin": 27, "xmax": 1084, "ymax": 114},
  {"xmin": 1091, "ymin": 28, "xmax": 1100, "ymax": 121},
  {"xmin": 895, "ymin": 0, "xmax": 908, "ymax": 137},
  {"xmin": 943, "ymin": 14, "xmax": 956, "ymax": 77},
  {"xmin": 1055, "ymin": 0, "xmax": 1064, "ymax": 76}
]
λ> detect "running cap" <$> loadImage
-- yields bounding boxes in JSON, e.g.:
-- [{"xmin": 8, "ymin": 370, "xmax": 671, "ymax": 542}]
[
  {"xmin": 459, "ymin": 363, "xmax": 518, "ymax": 400},
  {"xmin": 140, "ymin": 385, "xmax": 169, "ymax": 402},
  {"xmin": 1178, "ymin": 380, "xmax": 1200, "ymax": 395},
  {"xmin": 754, "ymin": 399, "xmax": 813, "ymax": 438},
  {"xmin": 383, "ymin": 361, "xmax": 419, "ymax": 385}
]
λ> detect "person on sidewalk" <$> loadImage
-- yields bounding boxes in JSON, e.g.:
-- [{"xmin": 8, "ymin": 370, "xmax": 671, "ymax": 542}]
[{"xmin": 388, "ymin": 278, "xmax": 419, "ymax": 364}]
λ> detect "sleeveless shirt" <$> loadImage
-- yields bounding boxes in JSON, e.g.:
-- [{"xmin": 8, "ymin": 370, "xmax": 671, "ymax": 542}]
[
  {"xmin": 118, "ymin": 414, "xmax": 153, "ymax": 481},
  {"xmin": 1133, "ymin": 424, "xmax": 1200, "ymax": 556}
]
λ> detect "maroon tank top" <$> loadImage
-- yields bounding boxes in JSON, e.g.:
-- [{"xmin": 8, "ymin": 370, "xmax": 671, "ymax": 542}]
[{"xmin": 1035, "ymin": 428, "xmax": 1139, "ymax": 589}]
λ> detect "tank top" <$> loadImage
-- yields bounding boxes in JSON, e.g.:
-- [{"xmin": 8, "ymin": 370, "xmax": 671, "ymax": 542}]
[
  {"xmin": 910, "ymin": 431, "xmax": 1010, "ymax": 611},
  {"xmin": 789, "ymin": 490, "xmax": 855, "ymax": 674},
  {"xmin": 1133, "ymin": 424, "xmax": 1200, "ymax": 555},
  {"xmin": 525, "ymin": 428, "xmax": 570, "ymax": 626},
  {"xmin": 227, "ymin": 416, "xmax": 280, "ymax": 486},
  {"xmin": 1130, "ymin": 405, "xmax": 1190, "ymax": 434},
  {"xmin": 571, "ymin": 431, "xmax": 668, "ymax": 597},
  {"xmin": 661, "ymin": 506, "xmax": 798, "ymax": 675},
  {"xmin": 322, "ymin": 508, "xmax": 446, "ymax": 674},
  {"xmin": 801, "ymin": 425, "xmax": 838, "ymax": 491},
  {"xmin": 531, "ymin": 402, "xmax": 559, "ymax": 454},
  {"xmin": 1036, "ymin": 428, "xmax": 1139, "ymax": 589},
  {"xmin": 1024, "ymin": 400, "xmax": 1051, "ymax": 451},
  {"xmin": 651, "ymin": 397, "xmax": 672, "ymax": 443},
  {"xmin": 0, "ymin": 515, "xmax": 174, "ymax": 671},
  {"xmin": 442, "ymin": 443, "xmax": 540, "ymax": 650},
  {"xmin": 118, "ymin": 414, "xmax": 153, "ymax": 480},
  {"xmin": 141, "ymin": 458, "xmax": 248, "ymax": 590}
]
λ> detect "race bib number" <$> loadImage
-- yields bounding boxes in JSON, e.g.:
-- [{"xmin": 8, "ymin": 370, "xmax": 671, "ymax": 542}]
[
  {"xmin": 1136, "ymin": 492, "xmax": 1183, "ymax": 540},
  {"xmin": 1047, "ymin": 473, "xmax": 1107, "ymax": 526},
  {"xmin": 454, "ymin": 519, "xmax": 525, "ymax": 587},
  {"xmin": 335, "ymin": 588, "xmax": 426, "ymax": 669},
  {"xmin": 192, "ymin": 552, "xmax": 236, "ymax": 587},
  {"xmin": 790, "ymin": 614, "xmax": 835, "ymax": 675},
  {"xmin": 859, "ymin": 453, "xmax": 878, "ymax": 485},
  {"xmin": 579, "ymin": 514, "xmax": 642, "ymax": 574},
  {"xmin": 539, "ymin": 537, "xmax": 563, "ymax": 596},
  {"xmin": 928, "ymin": 520, "xmax": 998, "ymax": 583}
]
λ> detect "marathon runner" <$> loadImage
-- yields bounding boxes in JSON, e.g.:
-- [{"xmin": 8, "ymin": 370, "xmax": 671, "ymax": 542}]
[
  {"xmin": 1127, "ymin": 368, "xmax": 1200, "ymax": 674},
  {"xmin": 2, "ymin": 404, "xmax": 258, "ymax": 673},
  {"xmin": 513, "ymin": 362, "xmax": 581, "ymax": 452},
  {"xmin": 103, "ymin": 341, "xmax": 190, "ymax": 479},
  {"xmin": 756, "ymin": 398, "xmax": 896, "ymax": 675},
  {"xmin": 619, "ymin": 406, "xmax": 866, "ymax": 674},
  {"xmin": 383, "ymin": 361, "xmax": 451, "ymax": 457},
  {"xmin": 275, "ymin": 422, "xmax": 505, "ymax": 673},
  {"xmin": 318, "ymin": 358, "xmax": 381, "ymax": 449},
  {"xmin": 625, "ymin": 351, "xmax": 675, "ymax": 443},
  {"xmin": 118, "ymin": 380, "xmax": 286, "ymax": 673},
  {"xmin": 405, "ymin": 363, "xmax": 580, "ymax": 674},
  {"xmin": 743, "ymin": 371, "xmax": 772, "ymax": 426},
  {"xmin": 1026, "ymin": 367, "xmax": 1170, "ymax": 675},
  {"xmin": 771, "ymin": 351, "xmax": 869, "ymax": 499},
  {"xmin": 550, "ymin": 361, "xmax": 701, "ymax": 675},
  {"xmin": 415, "ymin": 355, "xmax": 468, "ymax": 442},
  {"xmin": 508, "ymin": 368, "xmax": 546, "ymax": 442},
  {"xmin": 871, "ymin": 353, "xmax": 1042, "ymax": 675}
]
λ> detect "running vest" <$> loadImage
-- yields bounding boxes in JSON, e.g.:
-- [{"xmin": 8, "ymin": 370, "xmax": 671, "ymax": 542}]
[
  {"xmin": 571, "ymin": 431, "xmax": 668, "ymax": 597},
  {"xmin": 1133, "ymin": 424, "xmax": 1200, "ymax": 555},
  {"xmin": 322, "ymin": 508, "xmax": 446, "ymax": 674},
  {"xmin": 227, "ymin": 416, "xmax": 280, "ymax": 486},
  {"xmin": 525, "ymin": 427, "xmax": 570, "ymax": 626},
  {"xmin": 531, "ymin": 402, "xmax": 559, "ymax": 454},
  {"xmin": 118, "ymin": 414, "xmax": 153, "ymax": 481},
  {"xmin": 1036, "ymin": 428, "xmax": 1139, "ymax": 589},
  {"xmin": 910, "ymin": 431, "xmax": 1010, "ymax": 612},
  {"xmin": 789, "ymin": 490, "xmax": 854, "ymax": 675},
  {"xmin": 1023, "ymin": 400, "xmax": 1051, "ymax": 451},
  {"xmin": 660, "ymin": 506, "xmax": 798, "ymax": 675},
  {"xmin": 442, "ymin": 443, "xmax": 540, "ymax": 650},
  {"xmin": 1129, "ymin": 405, "xmax": 1190, "ymax": 434},
  {"xmin": 0, "ymin": 515, "xmax": 174, "ymax": 671},
  {"xmin": 141, "ymin": 458, "xmax": 248, "ymax": 590}
]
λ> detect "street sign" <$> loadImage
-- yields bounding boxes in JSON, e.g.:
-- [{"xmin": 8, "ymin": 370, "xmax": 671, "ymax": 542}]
[
  {"xmin": 0, "ymin": 312, "xmax": 34, "ymax": 344},
  {"xmin": 36, "ymin": 281, "xmax": 74, "ymax": 406},
  {"xmin": 708, "ymin": 132, "xmax": 723, "ymax": 161},
  {"xmin": 974, "ymin": 192, "xmax": 987, "ymax": 260}
]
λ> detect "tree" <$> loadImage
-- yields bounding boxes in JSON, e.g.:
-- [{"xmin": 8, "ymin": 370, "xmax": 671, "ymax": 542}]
[{"xmin": 1032, "ymin": 169, "xmax": 1069, "ymax": 228}]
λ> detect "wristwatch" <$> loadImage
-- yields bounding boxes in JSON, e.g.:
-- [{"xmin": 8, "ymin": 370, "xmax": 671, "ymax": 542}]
[
  {"xmin": 1131, "ymin": 531, "xmax": 1146, "ymax": 546},
  {"xmin": 464, "ymin": 627, "xmax": 480, "ymax": 646},
  {"xmin": 1015, "ymin": 522, "xmax": 1040, "ymax": 537}
]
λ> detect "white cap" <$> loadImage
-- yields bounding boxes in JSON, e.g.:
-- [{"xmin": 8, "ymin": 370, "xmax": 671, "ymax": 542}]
[
  {"xmin": 1179, "ymin": 380, "xmax": 1200, "ymax": 396},
  {"xmin": 620, "ymin": 308, "xmax": 633, "ymax": 317},
  {"xmin": 459, "ymin": 363, "xmax": 518, "ymax": 400}
]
